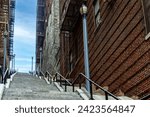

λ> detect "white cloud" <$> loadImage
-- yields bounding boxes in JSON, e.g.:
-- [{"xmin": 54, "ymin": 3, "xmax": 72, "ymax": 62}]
[
  {"xmin": 14, "ymin": 10, "xmax": 36, "ymax": 46},
  {"xmin": 14, "ymin": 25, "xmax": 35, "ymax": 40}
]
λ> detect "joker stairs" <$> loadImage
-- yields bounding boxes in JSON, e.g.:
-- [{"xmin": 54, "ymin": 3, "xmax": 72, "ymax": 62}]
[
  {"xmin": 2, "ymin": 73, "xmax": 133, "ymax": 100},
  {"xmin": 2, "ymin": 73, "xmax": 81, "ymax": 100}
]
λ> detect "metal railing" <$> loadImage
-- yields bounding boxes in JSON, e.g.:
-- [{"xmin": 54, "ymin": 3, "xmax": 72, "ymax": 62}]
[
  {"xmin": 39, "ymin": 71, "xmax": 54, "ymax": 84},
  {"xmin": 38, "ymin": 71, "xmax": 149, "ymax": 100},
  {"xmin": 53, "ymin": 72, "xmax": 119, "ymax": 100},
  {"xmin": 2, "ymin": 68, "xmax": 9, "ymax": 84},
  {"xmin": 0, "ymin": 66, "xmax": 2, "ymax": 83},
  {"xmin": 54, "ymin": 72, "xmax": 72, "ymax": 92},
  {"xmin": 45, "ymin": 71, "xmax": 53, "ymax": 84},
  {"xmin": 39, "ymin": 71, "xmax": 45, "ymax": 79},
  {"xmin": 140, "ymin": 94, "xmax": 150, "ymax": 100}
]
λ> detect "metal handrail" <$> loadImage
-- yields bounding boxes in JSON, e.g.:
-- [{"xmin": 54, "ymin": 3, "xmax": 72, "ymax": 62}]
[
  {"xmin": 39, "ymin": 70, "xmax": 149, "ymax": 100},
  {"xmin": 54, "ymin": 72, "xmax": 73, "ymax": 93},
  {"xmin": 140, "ymin": 94, "xmax": 150, "ymax": 100},
  {"xmin": 45, "ymin": 71, "xmax": 53, "ymax": 83},
  {"xmin": 3, "ymin": 68, "xmax": 9, "ymax": 84},
  {"xmin": 54, "ymin": 72, "xmax": 72, "ymax": 86},
  {"xmin": 45, "ymin": 71, "xmax": 53, "ymax": 78},
  {"xmin": 54, "ymin": 72, "xmax": 119, "ymax": 100},
  {"xmin": 3, "ymin": 68, "xmax": 8, "ymax": 79},
  {"xmin": 39, "ymin": 71, "xmax": 45, "ymax": 78},
  {"xmin": 74, "ymin": 73, "xmax": 119, "ymax": 100}
]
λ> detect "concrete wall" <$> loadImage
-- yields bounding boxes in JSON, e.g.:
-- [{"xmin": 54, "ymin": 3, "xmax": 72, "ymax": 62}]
[{"xmin": 42, "ymin": 0, "xmax": 60, "ymax": 74}]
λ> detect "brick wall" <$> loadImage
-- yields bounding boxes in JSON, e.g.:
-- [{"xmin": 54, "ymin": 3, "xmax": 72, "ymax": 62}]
[
  {"xmin": 60, "ymin": 0, "xmax": 150, "ymax": 98},
  {"xmin": 86, "ymin": 0, "xmax": 150, "ymax": 98}
]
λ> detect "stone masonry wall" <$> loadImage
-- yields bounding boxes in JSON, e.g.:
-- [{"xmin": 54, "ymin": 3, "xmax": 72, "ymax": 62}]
[{"xmin": 42, "ymin": 0, "xmax": 60, "ymax": 74}]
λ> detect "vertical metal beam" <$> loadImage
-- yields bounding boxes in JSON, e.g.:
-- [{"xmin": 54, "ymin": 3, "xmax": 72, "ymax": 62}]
[
  {"xmin": 31, "ymin": 56, "xmax": 33, "ymax": 74},
  {"xmin": 40, "ymin": 50, "xmax": 42, "ymax": 72},
  {"xmin": 14, "ymin": 54, "xmax": 15, "ymax": 71},
  {"xmin": 3, "ymin": 32, "xmax": 7, "ymax": 83},
  {"xmin": 11, "ymin": 57, "xmax": 13, "ymax": 72}
]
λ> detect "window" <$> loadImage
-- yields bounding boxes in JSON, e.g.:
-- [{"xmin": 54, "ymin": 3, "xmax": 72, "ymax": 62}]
[
  {"xmin": 93, "ymin": 0, "xmax": 101, "ymax": 27},
  {"xmin": 142, "ymin": 0, "xmax": 150, "ymax": 40}
]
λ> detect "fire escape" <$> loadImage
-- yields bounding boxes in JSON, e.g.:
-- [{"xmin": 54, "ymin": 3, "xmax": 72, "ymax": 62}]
[
  {"xmin": 60, "ymin": 0, "xmax": 81, "ymax": 32},
  {"xmin": 36, "ymin": 0, "xmax": 45, "ymax": 69},
  {"xmin": 0, "ymin": 0, "xmax": 15, "ymax": 61},
  {"xmin": 9, "ymin": 0, "xmax": 16, "ymax": 60}
]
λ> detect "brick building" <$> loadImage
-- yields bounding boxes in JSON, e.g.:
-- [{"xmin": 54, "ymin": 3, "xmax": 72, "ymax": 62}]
[
  {"xmin": 0, "ymin": 0, "xmax": 15, "ymax": 69},
  {"xmin": 36, "ymin": 0, "xmax": 46, "ymax": 72},
  {"xmin": 60, "ymin": 0, "xmax": 150, "ymax": 99}
]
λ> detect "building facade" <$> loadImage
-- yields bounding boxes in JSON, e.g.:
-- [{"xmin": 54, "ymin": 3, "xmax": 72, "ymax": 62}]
[
  {"xmin": 36, "ymin": 0, "xmax": 60, "ymax": 74},
  {"xmin": 0, "ymin": 0, "xmax": 15, "ymax": 70},
  {"xmin": 36, "ymin": 0, "xmax": 46, "ymax": 73},
  {"xmin": 42, "ymin": 0, "xmax": 60, "ymax": 74},
  {"xmin": 60, "ymin": 0, "xmax": 150, "ymax": 99}
]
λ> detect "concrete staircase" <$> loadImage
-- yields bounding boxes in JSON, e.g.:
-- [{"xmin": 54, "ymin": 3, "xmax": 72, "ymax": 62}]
[
  {"xmin": 2, "ymin": 73, "xmax": 82, "ymax": 100},
  {"xmin": 2, "ymin": 73, "xmax": 134, "ymax": 100}
]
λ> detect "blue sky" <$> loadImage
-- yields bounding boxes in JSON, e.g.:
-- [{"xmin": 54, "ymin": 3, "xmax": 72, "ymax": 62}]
[{"xmin": 14, "ymin": 0, "xmax": 37, "ymax": 72}]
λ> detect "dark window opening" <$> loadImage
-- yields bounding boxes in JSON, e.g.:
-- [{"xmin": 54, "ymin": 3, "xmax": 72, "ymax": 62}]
[
  {"xmin": 93, "ymin": 0, "xmax": 101, "ymax": 27},
  {"xmin": 142, "ymin": 0, "xmax": 150, "ymax": 39}
]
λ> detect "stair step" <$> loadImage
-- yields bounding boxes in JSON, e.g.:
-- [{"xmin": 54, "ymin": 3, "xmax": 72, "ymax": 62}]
[
  {"xmin": 2, "ymin": 73, "xmax": 82, "ymax": 100},
  {"xmin": 3, "ymin": 91, "xmax": 81, "ymax": 100}
]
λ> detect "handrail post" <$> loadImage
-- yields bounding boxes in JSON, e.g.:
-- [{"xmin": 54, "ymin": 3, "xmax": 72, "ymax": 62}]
[
  {"xmin": 79, "ymin": 75, "xmax": 81, "ymax": 89},
  {"xmin": 50, "ymin": 74, "xmax": 52, "ymax": 84},
  {"xmin": 47, "ymin": 73, "xmax": 49, "ymax": 81},
  {"xmin": 105, "ymin": 92, "xmax": 109, "ymax": 100},
  {"xmin": 65, "ymin": 81, "xmax": 67, "ymax": 92},
  {"xmin": 60, "ymin": 75, "xmax": 62, "ymax": 87},
  {"xmin": 79, "ymin": 83, "xmax": 81, "ymax": 89},
  {"xmin": 56, "ymin": 73, "xmax": 57, "ymax": 81},
  {"xmin": 73, "ymin": 84, "xmax": 75, "ymax": 92},
  {"xmin": 89, "ymin": 80, "xmax": 93, "ymax": 100},
  {"xmin": 45, "ymin": 72, "xmax": 47, "ymax": 80}
]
